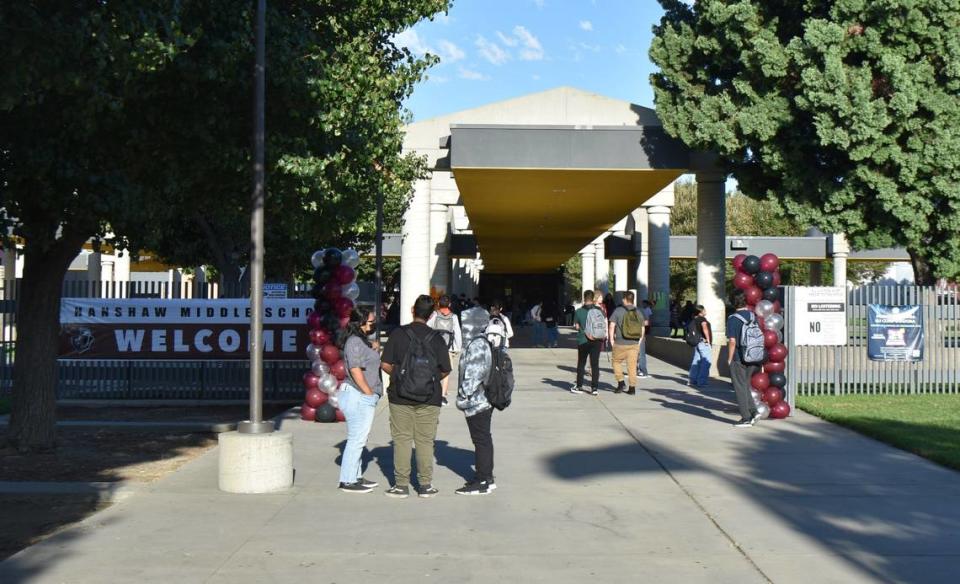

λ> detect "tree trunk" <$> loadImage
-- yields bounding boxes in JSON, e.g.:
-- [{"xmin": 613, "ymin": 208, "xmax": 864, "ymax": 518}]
[
  {"xmin": 907, "ymin": 247, "xmax": 936, "ymax": 286},
  {"xmin": 6, "ymin": 240, "xmax": 81, "ymax": 452}
]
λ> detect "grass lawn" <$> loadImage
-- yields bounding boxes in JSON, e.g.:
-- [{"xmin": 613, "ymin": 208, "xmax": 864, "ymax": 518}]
[
  {"xmin": 798, "ymin": 394, "xmax": 960, "ymax": 471},
  {"xmin": 0, "ymin": 396, "xmax": 9, "ymax": 416}
]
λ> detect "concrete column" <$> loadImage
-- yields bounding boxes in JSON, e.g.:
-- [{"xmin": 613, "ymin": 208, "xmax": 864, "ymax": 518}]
[
  {"xmin": 594, "ymin": 240, "xmax": 609, "ymax": 295},
  {"xmin": 830, "ymin": 233, "xmax": 850, "ymax": 287},
  {"xmin": 647, "ymin": 205, "xmax": 672, "ymax": 335},
  {"xmin": 400, "ymin": 179, "xmax": 431, "ymax": 324},
  {"xmin": 696, "ymin": 172, "xmax": 727, "ymax": 369},
  {"xmin": 429, "ymin": 204, "xmax": 450, "ymax": 295},
  {"xmin": 631, "ymin": 208, "xmax": 650, "ymax": 300},
  {"xmin": 614, "ymin": 259, "xmax": 629, "ymax": 292},
  {"xmin": 580, "ymin": 247, "xmax": 595, "ymax": 298}
]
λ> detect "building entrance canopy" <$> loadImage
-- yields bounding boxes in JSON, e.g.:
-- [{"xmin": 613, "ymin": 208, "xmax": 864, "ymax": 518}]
[{"xmin": 446, "ymin": 124, "xmax": 690, "ymax": 274}]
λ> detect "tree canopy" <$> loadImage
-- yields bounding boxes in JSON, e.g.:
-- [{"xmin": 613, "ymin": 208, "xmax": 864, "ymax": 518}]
[{"xmin": 650, "ymin": 0, "xmax": 960, "ymax": 284}]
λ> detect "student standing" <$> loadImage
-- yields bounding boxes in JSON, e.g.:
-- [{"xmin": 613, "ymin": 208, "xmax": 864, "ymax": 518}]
[
  {"xmin": 636, "ymin": 300, "xmax": 653, "ymax": 378},
  {"xmin": 530, "ymin": 300, "xmax": 544, "ymax": 346},
  {"xmin": 336, "ymin": 307, "xmax": 382, "ymax": 493},
  {"xmin": 541, "ymin": 300, "xmax": 560, "ymax": 348},
  {"xmin": 572, "ymin": 290, "xmax": 605, "ymax": 395},
  {"xmin": 427, "ymin": 295, "xmax": 462, "ymax": 405},
  {"xmin": 455, "ymin": 305, "xmax": 498, "ymax": 495},
  {"xmin": 380, "ymin": 295, "xmax": 452, "ymax": 498},
  {"xmin": 608, "ymin": 291, "xmax": 642, "ymax": 395},
  {"xmin": 687, "ymin": 305, "xmax": 713, "ymax": 388},
  {"xmin": 488, "ymin": 299, "xmax": 514, "ymax": 348},
  {"xmin": 726, "ymin": 291, "xmax": 761, "ymax": 427}
]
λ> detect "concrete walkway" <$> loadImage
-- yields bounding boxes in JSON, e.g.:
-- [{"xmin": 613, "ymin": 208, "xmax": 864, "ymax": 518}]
[{"xmin": 2, "ymin": 340, "xmax": 959, "ymax": 583}]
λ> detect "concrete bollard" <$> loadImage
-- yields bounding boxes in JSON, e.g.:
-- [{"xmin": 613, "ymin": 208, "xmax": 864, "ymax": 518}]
[{"xmin": 218, "ymin": 430, "xmax": 294, "ymax": 494}]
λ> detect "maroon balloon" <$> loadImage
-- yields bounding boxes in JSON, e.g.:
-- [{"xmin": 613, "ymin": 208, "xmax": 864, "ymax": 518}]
[
  {"xmin": 302, "ymin": 371, "xmax": 320, "ymax": 390},
  {"xmin": 334, "ymin": 408, "xmax": 346, "ymax": 423},
  {"xmin": 757, "ymin": 316, "xmax": 768, "ymax": 331},
  {"xmin": 732, "ymin": 254, "xmax": 747, "ymax": 272},
  {"xmin": 768, "ymin": 343, "xmax": 788, "ymax": 362},
  {"xmin": 734, "ymin": 272, "xmax": 754, "ymax": 291},
  {"xmin": 745, "ymin": 286, "xmax": 763, "ymax": 305},
  {"xmin": 764, "ymin": 360, "xmax": 786, "ymax": 374},
  {"xmin": 334, "ymin": 265, "xmax": 356, "ymax": 286},
  {"xmin": 770, "ymin": 401, "xmax": 791, "ymax": 419},
  {"xmin": 307, "ymin": 311, "xmax": 323, "ymax": 330},
  {"xmin": 760, "ymin": 253, "xmax": 780, "ymax": 273},
  {"xmin": 331, "ymin": 359, "xmax": 348, "ymax": 381},
  {"xmin": 320, "ymin": 344, "xmax": 341, "ymax": 365},
  {"xmin": 309, "ymin": 328, "xmax": 331, "ymax": 347},
  {"xmin": 763, "ymin": 387, "xmax": 784, "ymax": 406},
  {"xmin": 300, "ymin": 403, "xmax": 317, "ymax": 421},
  {"xmin": 772, "ymin": 300, "xmax": 783, "ymax": 314},
  {"xmin": 335, "ymin": 297, "xmax": 355, "ymax": 318},
  {"xmin": 751, "ymin": 372, "xmax": 771, "ymax": 391},
  {"xmin": 763, "ymin": 329, "xmax": 780, "ymax": 348},
  {"xmin": 771, "ymin": 271, "xmax": 782, "ymax": 287},
  {"xmin": 324, "ymin": 281, "xmax": 342, "ymax": 301},
  {"xmin": 305, "ymin": 388, "xmax": 329, "ymax": 408}
]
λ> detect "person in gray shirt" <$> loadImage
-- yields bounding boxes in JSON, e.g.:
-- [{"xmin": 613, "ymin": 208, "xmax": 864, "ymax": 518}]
[{"xmin": 608, "ymin": 291, "xmax": 643, "ymax": 394}]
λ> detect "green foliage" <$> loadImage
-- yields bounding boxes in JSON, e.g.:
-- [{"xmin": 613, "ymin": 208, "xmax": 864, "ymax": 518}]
[{"xmin": 651, "ymin": 1, "xmax": 960, "ymax": 284}]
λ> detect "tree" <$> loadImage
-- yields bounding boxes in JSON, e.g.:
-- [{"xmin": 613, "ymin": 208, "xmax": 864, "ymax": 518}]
[
  {"xmin": 0, "ymin": 1, "xmax": 447, "ymax": 450},
  {"xmin": 651, "ymin": 0, "xmax": 960, "ymax": 285}
]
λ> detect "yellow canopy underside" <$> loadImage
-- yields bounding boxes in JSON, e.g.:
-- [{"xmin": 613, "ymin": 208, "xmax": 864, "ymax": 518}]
[{"xmin": 454, "ymin": 168, "xmax": 685, "ymax": 273}]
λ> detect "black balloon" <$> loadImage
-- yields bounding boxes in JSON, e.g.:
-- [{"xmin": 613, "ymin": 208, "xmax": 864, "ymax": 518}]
[
  {"xmin": 742, "ymin": 255, "xmax": 761, "ymax": 274},
  {"xmin": 323, "ymin": 248, "xmax": 343, "ymax": 268},
  {"xmin": 768, "ymin": 373, "xmax": 787, "ymax": 388},
  {"xmin": 313, "ymin": 267, "xmax": 333, "ymax": 286},
  {"xmin": 311, "ymin": 283, "xmax": 325, "ymax": 300},
  {"xmin": 762, "ymin": 287, "xmax": 780, "ymax": 302},
  {"xmin": 755, "ymin": 271, "xmax": 774, "ymax": 290},
  {"xmin": 314, "ymin": 299, "xmax": 332, "ymax": 314},
  {"xmin": 315, "ymin": 403, "xmax": 337, "ymax": 423},
  {"xmin": 323, "ymin": 312, "xmax": 340, "ymax": 332}
]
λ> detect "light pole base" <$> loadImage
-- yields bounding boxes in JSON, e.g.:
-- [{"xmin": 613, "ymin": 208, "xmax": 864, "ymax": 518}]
[
  {"xmin": 237, "ymin": 420, "xmax": 276, "ymax": 434},
  {"xmin": 218, "ymin": 430, "xmax": 294, "ymax": 494}
]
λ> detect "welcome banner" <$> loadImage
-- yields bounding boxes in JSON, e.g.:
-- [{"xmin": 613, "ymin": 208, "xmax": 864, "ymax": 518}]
[
  {"xmin": 59, "ymin": 299, "xmax": 314, "ymax": 360},
  {"xmin": 867, "ymin": 304, "xmax": 924, "ymax": 362}
]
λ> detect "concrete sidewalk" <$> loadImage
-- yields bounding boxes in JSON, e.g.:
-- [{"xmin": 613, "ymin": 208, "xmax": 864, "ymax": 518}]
[{"xmin": 2, "ymin": 341, "xmax": 959, "ymax": 583}]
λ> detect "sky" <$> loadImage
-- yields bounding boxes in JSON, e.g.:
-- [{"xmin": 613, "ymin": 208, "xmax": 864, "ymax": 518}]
[{"xmin": 397, "ymin": 0, "xmax": 669, "ymax": 122}]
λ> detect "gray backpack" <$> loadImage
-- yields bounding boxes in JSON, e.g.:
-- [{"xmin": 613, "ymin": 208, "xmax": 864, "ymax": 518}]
[
  {"xmin": 433, "ymin": 312, "xmax": 456, "ymax": 350},
  {"xmin": 733, "ymin": 313, "xmax": 766, "ymax": 364},
  {"xmin": 584, "ymin": 306, "xmax": 608, "ymax": 340}
]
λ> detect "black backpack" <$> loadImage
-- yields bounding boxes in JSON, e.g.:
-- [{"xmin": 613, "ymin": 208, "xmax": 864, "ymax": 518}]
[
  {"xmin": 684, "ymin": 318, "xmax": 703, "ymax": 347},
  {"xmin": 484, "ymin": 335, "xmax": 514, "ymax": 411},
  {"xmin": 393, "ymin": 328, "xmax": 440, "ymax": 403}
]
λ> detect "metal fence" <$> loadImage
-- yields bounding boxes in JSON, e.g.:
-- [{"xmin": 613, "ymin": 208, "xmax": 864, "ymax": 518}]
[
  {"xmin": 785, "ymin": 285, "xmax": 960, "ymax": 397},
  {"xmin": 0, "ymin": 278, "xmax": 309, "ymax": 400}
]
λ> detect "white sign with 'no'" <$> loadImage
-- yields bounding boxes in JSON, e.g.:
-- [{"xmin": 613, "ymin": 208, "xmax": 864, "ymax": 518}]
[{"xmin": 793, "ymin": 287, "xmax": 847, "ymax": 346}]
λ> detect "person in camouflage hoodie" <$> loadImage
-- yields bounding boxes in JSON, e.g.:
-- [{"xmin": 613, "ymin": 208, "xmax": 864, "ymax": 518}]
[{"xmin": 454, "ymin": 305, "xmax": 497, "ymax": 495}]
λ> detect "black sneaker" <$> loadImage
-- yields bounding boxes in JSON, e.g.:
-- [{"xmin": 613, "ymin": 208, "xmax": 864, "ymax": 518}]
[
  {"xmin": 417, "ymin": 484, "xmax": 439, "ymax": 498},
  {"xmin": 626, "ymin": 386, "xmax": 636, "ymax": 395},
  {"xmin": 615, "ymin": 381, "xmax": 625, "ymax": 394},
  {"xmin": 442, "ymin": 396, "xmax": 449, "ymax": 406},
  {"xmin": 455, "ymin": 481, "xmax": 492, "ymax": 496},
  {"xmin": 338, "ymin": 481, "xmax": 373, "ymax": 494},
  {"xmin": 733, "ymin": 418, "xmax": 755, "ymax": 428},
  {"xmin": 358, "ymin": 477, "xmax": 379, "ymax": 488},
  {"xmin": 588, "ymin": 387, "xmax": 599, "ymax": 396},
  {"xmin": 570, "ymin": 385, "xmax": 584, "ymax": 395},
  {"xmin": 385, "ymin": 485, "xmax": 410, "ymax": 498}
]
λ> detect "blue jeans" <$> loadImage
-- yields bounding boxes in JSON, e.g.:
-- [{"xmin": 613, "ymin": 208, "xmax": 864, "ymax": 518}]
[
  {"xmin": 533, "ymin": 321, "xmax": 545, "ymax": 345},
  {"xmin": 338, "ymin": 386, "xmax": 380, "ymax": 484},
  {"xmin": 636, "ymin": 338, "xmax": 648, "ymax": 376},
  {"xmin": 688, "ymin": 342, "xmax": 711, "ymax": 386},
  {"xmin": 546, "ymin": 326, "xmax": 558, "ymax": 347}
]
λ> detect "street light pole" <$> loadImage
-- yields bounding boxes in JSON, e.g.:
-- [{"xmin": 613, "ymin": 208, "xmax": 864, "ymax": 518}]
[
  {"xmin": 374, "ymin": 189, "xmax": 384, "ymax": 341},
  {"xmin": 239, "ymin": 0, "xmax": 273, "ymax": 434}
]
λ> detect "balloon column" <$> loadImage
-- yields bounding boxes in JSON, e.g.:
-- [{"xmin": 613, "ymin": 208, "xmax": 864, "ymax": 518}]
[
  {"xmin": 733, "ymin": 253, "xmax": 791, "ymax": 420},
  {"xmin": 301, "ymin": 248, "xmax": 361, "ymax": 423}
]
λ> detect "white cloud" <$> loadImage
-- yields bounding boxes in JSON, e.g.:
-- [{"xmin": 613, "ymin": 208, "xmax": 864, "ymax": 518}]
[
  {"xmin": 578, "ymin": 42, "xmax": 601, "ymax": 53},
  {"xmin": 579, "ymin": 20, "xmax": 593, "ymax": 32},
  {"xmin": 394, "ymin": 29, "xmax": 431, "ymax": 55},
  {"xmin": 513, "ymin": 26, "xmax": 544, "ymax": 61},
  {"xmin": 615, "ymin": 44, "xmax": 628, "ymax": 54},
  {"xmin": 476, "ymin": 35, "xmax": 510, "ymax": 65},
  {"xmin": 496, "ymin": 31, "xmax": 519, "ymax": 47},
  {"xmin": 436, "ymin": 40, "xmax": 465, "ymax": 63},
  {"xmin": 459, "ymin": 67, "xmax": 490, "ymax": 81}
]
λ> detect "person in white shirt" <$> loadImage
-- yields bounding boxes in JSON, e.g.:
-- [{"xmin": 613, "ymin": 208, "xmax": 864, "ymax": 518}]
[
  {"xmin": 529, "ymin": 300, "xmax": 544, "ymax": 346},
  {"xmin": 488, "ymin": 299, "xmax": 515, "ymax": 349}
]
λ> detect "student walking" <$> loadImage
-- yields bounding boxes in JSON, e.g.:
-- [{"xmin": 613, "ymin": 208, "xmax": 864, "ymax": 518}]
[
  {"xmin": 541, "ymin": 300, "xmax": 560, "ymax": 348},
  {"xmin": 572, "ymin": 290, "xmax": 606, "ymax": 395},
  {"xmin": 530, "ymin": 300, "xmax": 544, "ymax": 346},
  {"xmin": 427, "ymin": 295, "xmax": 462, "ymax": 405},
  {"xmin": 687, "ymin": 305, "xmax": 713, "ymax": 388},
  {"xmin": 336, "ymin": 307, "xmax": 382, "ymax": 493},
  {"xmin": 727, "ymin": 291, "xmax": 762, "ymax": 427},
  {"xmin": 608, "ymin": 291, "xmax": 643, "ymax": 395},
  {"xmin": 636, "ymin": 300, "xmax": 653, "ymax": 378},
  {"xmin": 455, "ymin": 306, "xmax": 498, "ymax": 495},
  {"xmin": 380, "ymin": 294, "xmax": 452, "ymax": 497},
  {"xmin": 488, "ymin": 299, "xmax": 515, "ymax": 348}
]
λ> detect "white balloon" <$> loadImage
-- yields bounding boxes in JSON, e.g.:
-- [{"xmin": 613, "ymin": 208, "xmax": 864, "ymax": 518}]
[
  {"xmin": 328, "ymin": 391, "xmax": 340, "ymax": 409},
  {"xmin": 319, "ymin": 373, "xmax": 338, "ymax": 394},
  {"xmin": 311, "ymin": 361, "xmax": 330, "ymax": 377},
  {"xmin": 310, "ymin": 250, "xmax": 326, "ymax": 269},
  {"xmin": 755, "ymin": 300, "xmax": 775, "ymax": 319},
  {"xmin": 342, "ymin": 248, "xmax": 360, "ymax": 269},
  {"xmin": 764, "ymin": 313, "xmax": 785, "ymax": 332},
  {"xmin": 306, "ymin": 344, "xmax": 322, "ymax": 362},
  {"xmin": 756, "ymin": 402, "xmax": 771, "ymax": 419},
  {"xmin": 342, "ymin": 282, "xmax": 360, "ymax": 301},
  {"xmin": 750, "ymin": 388, "xmax": 763, "ymax": 406}
]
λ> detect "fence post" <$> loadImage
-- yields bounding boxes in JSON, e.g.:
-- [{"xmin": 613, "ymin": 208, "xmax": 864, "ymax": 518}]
[
  {"xmin": 198, "ymin": 361, "xmax": 206, "ymax": 399},
  {"xmin": 125, "ymin": 361, "xmax": 133, "ymax": 398}
]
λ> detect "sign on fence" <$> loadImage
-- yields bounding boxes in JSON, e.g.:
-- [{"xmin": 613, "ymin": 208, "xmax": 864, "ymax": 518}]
[
  {"xmin": 263, "ymin": 283, "xmax": 288, "ymax": 298},
  {"xmin": 867, "ymin": 304, "xmax": 924, "ymax": 362},
  {"xmin": 59, "ymin": 299, "xmax": 313, "ymax": 360},
  {"xmin": 792, "ymin": 287, "xmax": 847, "ymax": 346}
]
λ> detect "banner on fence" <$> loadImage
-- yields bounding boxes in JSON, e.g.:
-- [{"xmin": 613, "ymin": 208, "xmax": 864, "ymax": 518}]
[
  {"xmin": 59, "ymin": 299, "xmax": 313, "ymax": 360},
  {"xmin": 792, "ymin": 287, "xmax": 847, "ymax": 346},
  {"xmin": 867, "ymin": 304, "xmax": 924, "ymax": 362}
]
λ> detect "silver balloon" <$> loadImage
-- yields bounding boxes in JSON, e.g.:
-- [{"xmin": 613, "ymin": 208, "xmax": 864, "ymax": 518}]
[
  {"xmin": 310, "ymin": 249, "xmax": 326, "ymax": 269},
  {"xmin": 764, "ymin": 313, "xmax": 785, "ymax": 332},
  {"xmin": 311, "ymin": 361, "xmax": 330, "ymax": 377},
  {"xmin": 319, "ymin": 373, "xmax": 338, "ymax": 394},
  {"xmin": 306, "ymin": 343, "xmax": 322, "ymax": 362},
  {"xmin": 342, "ymin": 248, "xmax": 360, "ymax": 269},
  {"xmin": 750, "ymin": 388, "xmax": 763, "ymax": 406},
  {"xmin": 342, "ymin": 282, "xmax": 360, "ymax": 301},
  {"xmin": 328, "ymin": 390, "xmax": 340, "ymax": 409},
  {"xmin": 755, "ymin": 300, "xmax": 775, "ymax": 319},
  {"xmin": 756, "ymin": 402, "xmax": 771, "ymax": 419}
]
